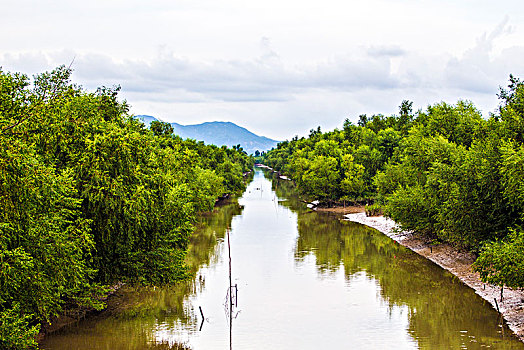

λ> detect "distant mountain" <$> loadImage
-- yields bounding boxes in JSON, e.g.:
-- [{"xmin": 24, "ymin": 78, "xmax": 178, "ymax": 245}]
[
  {"xmin": 136, "ymin": 115, "xmax": 279, "ymax": 154},
  {"xmin": 136, "ymin": 115, "xmax": 158, "ymax": 127}
]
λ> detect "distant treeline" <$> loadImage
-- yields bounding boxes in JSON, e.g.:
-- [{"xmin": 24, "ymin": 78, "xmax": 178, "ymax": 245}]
[
  {"xmin": 264, "ymin": 75, "xmax": 524, "ymax": 295},
  {"xmin": 0, "ymin": 66, "xmax": 253, "ymax": 348}
]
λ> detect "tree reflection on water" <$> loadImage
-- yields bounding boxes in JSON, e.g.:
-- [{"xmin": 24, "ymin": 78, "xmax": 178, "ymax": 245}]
[{"xmin": 269, "ymin": 170, "xmax": 523, "ymax": 349}]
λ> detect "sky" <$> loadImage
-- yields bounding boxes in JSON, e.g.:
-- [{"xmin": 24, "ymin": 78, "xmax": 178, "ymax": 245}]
[{"xmin": 2, "ymin": 0, "xmax": 524, "ymax": 140}]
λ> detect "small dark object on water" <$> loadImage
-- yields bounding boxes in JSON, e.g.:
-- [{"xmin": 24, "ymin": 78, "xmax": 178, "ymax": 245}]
[{"xmin": 199, "ymin": 306, "xmax": 205, "ymax": 331}]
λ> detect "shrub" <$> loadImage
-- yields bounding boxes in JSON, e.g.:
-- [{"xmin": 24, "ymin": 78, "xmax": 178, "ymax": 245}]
[{"xmin": 365, "ymin": 203, "xmax": 383, "ymax": 217}]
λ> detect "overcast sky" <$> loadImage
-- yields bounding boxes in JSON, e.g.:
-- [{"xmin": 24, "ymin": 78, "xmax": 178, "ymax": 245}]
[{"xmin": 2, "ymin": 0, "xmax": 524, "ymax": 140}]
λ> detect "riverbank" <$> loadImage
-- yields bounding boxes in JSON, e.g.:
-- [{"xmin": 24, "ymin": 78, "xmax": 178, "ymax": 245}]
[
  {"xmin": 344, "ymin": 212, "xmax": 524, "ymax": 342},
  {"xmin": 37, "ymin": 282, "xmax": 126, "ymax": 341},
  {"xmin": 315, "ymin": 204, "xmax": 365, "ymax": 214}
]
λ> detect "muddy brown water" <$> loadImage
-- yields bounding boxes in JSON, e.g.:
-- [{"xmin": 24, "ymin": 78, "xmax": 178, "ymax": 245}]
[{"xmin": 41, "ymin": 169, "xmax": 524, "ymax": 349}]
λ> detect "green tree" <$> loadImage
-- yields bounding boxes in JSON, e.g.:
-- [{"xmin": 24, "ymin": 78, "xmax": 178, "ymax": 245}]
[
  {"xmin": 474, "ymin": 229, "xmax": 524, "ymax": 289},
  {"xmin": 0, "ymin": 66, "xmax": 254, "ymax": 347},
  {"xmin": 150, "ymin": 120, "xmax": 174, "ymax": 137}
]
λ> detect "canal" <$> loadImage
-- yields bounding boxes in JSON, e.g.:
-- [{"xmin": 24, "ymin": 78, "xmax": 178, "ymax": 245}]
[{"xmin": 41, "ymin": 168, "xmax": 524, "ymax": 349}]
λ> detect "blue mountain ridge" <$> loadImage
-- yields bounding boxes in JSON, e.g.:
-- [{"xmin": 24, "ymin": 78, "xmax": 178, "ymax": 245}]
[{"xmin": 136, "ymin": 115, "xmax": 279, "ymax": 155}]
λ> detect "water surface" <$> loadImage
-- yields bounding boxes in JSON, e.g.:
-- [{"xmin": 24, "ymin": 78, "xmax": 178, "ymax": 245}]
[{"xmin": 41, "ymin": 169, "xmax": 524, "ymax": 349}]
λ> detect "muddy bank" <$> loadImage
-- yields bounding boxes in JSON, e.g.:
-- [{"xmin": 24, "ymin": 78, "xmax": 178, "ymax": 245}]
[
  {"xmin": 38, "ymin": 282, "xmax": 126, "ymax": 342},
  {"xmin": 344, "ymin": 212, "xmax": 524, "ymax": 342},
  {"xmin": 315, "ymin": 205, "xmax": 365, "ymax": 214}
]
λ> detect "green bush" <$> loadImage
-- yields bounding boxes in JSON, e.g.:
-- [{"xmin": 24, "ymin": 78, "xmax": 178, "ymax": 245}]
[
  {"xmin": 0, "ymin": 305, "xmax": 39, "ymax": 349},
  {"xmin": 364, "ymin": 203, "xmax": 383, "ymax": 217},
  {"xmin": 474, "ymin": 229, "xmax": 524, "ymax": 289}
]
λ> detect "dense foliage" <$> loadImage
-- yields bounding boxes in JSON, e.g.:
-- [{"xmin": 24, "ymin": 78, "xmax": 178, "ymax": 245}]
[
  {"xmin": 264, "ymin": 100, "xmax": 414, "ymax": 201},
  {"xmin": 0, "ymin": 66, "xmax": 253, "ymax": 348},
  {"xmin": 264, "ymin": 77, "xmax": 524, "ymax": 292}
]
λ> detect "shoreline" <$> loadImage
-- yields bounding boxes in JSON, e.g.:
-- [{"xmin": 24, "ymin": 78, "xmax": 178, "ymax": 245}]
[
  {"xmin": 38, "ymin": 197, "xmax": 239, "ymax": 342},
  {"xmin": 37, "ymin": 282, "xmax": 125, "ymax": 341},
  {"xmin": 344, "ymin": 212, "xmax": 524, "ymax": 342},
  {"xmin": 315, "ymin": 205, "xmax": 365, "ymax": 214}
]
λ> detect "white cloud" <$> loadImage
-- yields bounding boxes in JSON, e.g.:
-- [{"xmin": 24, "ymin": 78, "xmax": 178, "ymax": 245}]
[
  {"xmin": 1, "ymin": 2, "xmax": 524, "ymax": 139},
  {"xmin": 367, "ymin": 46, "xmax": 406, "ymax": 58}
]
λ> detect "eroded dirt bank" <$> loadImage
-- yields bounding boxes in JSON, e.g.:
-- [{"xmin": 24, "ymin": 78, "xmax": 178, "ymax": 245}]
[
  {"xmin": 344, "ymin": 212, "xmax": 524, "ymax": 342},
  {"xmin": 315, "ymin": 205, "xmax": 365, "ymax": 214}
]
